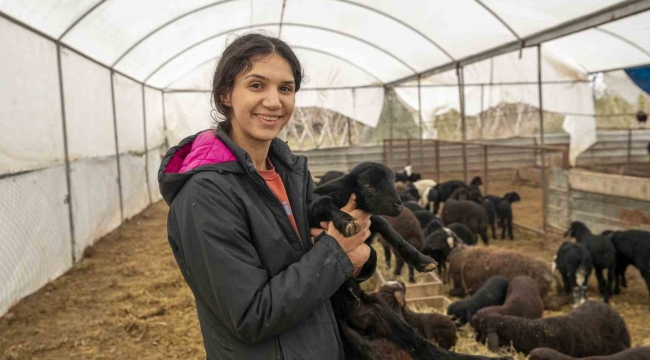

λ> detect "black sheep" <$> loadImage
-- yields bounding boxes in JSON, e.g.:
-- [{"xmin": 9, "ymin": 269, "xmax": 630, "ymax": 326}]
[
  {"xmin": 529, "ymin": 347, "xmax": 650, "ymax": 360},
  {"xmin": 413, "ymin": 209, "xmax": 439, "ymax": 230},
  {"xmin": 376, "ymin": 281, "xmax": 458, "ymax": 350},
  {"xmin": 485, "ymin": 192, "xmax": 520, "ymax": 240},
  {"xmin": 318, "ymin": 170, "xmax": 345, "ymax": 186},
  {"xmin": 447, "ymin": 223, "xmax": 477, "ymax": 246},
  {"xmin": 564, "ymin": 222, "xmax": 616, "ymax": 303},
  {"xmin": 428, "ymin": 180, "xmax": 469, "ymax": 214},
  {"xmin": 476, "ymin": 301, "xmax": 630, "ymax": 356},
  {"xmin": 552, "ymin": 242, "xmax": 593, "ymax": 306},
  {"xmin": 422, "ymin": 227, "xmax": 461, "ymax": 280},
  {"xmin": 483, "ymin": 200, "xmax": 497, "ymax": 240},
  {"xmin": 447, "ymin": 276, "xmax": 509, "ymax": 326},
  {"xmin": 607, "ymin": 230, "xmax": 650, "ymax": 307},
  {"xmin": 311, "ymin": 162, "xmax": 506, "ymax": 360}
]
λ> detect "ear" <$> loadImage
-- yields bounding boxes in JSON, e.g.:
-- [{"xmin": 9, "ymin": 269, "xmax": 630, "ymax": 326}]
[
  {"xmin": 313, "ymin": 174, "xmax": 351, "ymax": 195},
  {"xmin": 221, "ymin": 92, "xmax": 232, "ymax": 107},
  {"xmin": 394, "ymin": 290, "xmax": 406, "ymax": 307}
]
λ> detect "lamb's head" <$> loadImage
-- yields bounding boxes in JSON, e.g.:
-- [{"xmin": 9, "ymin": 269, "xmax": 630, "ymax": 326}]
[
  {"xmin": 564, "ymin": 221, "xmax": 591, "ymax": 241},
  {"xmin": 423, "ymin": 227, "xmax": 460, "ymax": 263},
  {"xmin": 352, "ymin": 162, "xmax": 402, "ymax": 216},
  {"xmin": 449, "ymin": 187, "xmax": 470, "ymax": 201},
  {"xmin": 468, "ymin": 188, "xmax": 484, "ymax": 204},
  {"xmin": 470, "ymin": 176, "xmax": 483, "ymax": 186},
  {"xmin": 375, "ymin": 280, "xmax": 407, "ymax": 311},
  {"xmin": 503, "ymin": 192, "xmax": 521, "ymax": 203}
]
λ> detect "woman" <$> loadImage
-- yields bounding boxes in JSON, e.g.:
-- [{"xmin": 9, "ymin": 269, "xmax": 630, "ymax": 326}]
[{"xmin": 158, "ymin": 33, "xmax": 375, "ymax": 359}]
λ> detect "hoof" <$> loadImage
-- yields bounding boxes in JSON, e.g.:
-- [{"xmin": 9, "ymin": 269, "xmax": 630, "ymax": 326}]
[
  {"xmin": 422, "ymin": 262, "xmax": 437, "ymax": 273},
  {"xmin": 408, "ymin": 278, "xmax": 416, "ymax": 284},
  {"xmin": 345, "ymin": 220, "xmax": 361, "ymax": 237}
]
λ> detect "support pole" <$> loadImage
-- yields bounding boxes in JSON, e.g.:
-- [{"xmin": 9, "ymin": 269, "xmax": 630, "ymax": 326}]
[
  {"xmin": 418, "ymin": 75, "xmax": 424, "ymax": 173},
  {"xmin": 484, "ymin": 145, "xmax": 489, "ymax": 195},
  {"xmin": 141, "ymin": 85, "xmax": 152, "ymax": 204},
  {"xmin": 457, "ymin": 65, "xmax": 468, "ymax": 183},
  {"xmin": 435, "ymin": 141, "xmax": 441, "ymax": 184},
  {"xmin": 56, "ymin": 45, "xmax": 77, "ymax": 263},
  {"xmin": 537, "ymin": 45, "xmax": 548, "ymax": 235},
  {"xmin": 387, "ymin": 87, "xmax": 394, "ymax": 169},
  {"xmin": 110, "ymin": 71, "xmax": 125, "ymax": 222},
  {"xmin": 161, "ymin": 91, "xmax": 169, "ymax": 150},
  {"xmin": 627, "ymin": 128, "xmax": 632, "ymax": 163},
  {"xmin": 479, "ymin": 84, "xmax": 484, "ymax": 139}
]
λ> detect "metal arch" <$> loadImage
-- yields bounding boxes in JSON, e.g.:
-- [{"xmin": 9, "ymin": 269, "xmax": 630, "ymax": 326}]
[
  {"xmin": 279, "ymin": 0, "xmax": 287, "ymax": 38},
  {"xmin": 111, "ymin": 0, "xmax": 236, "ymax": 68},
  {"xmin": 594, "ymin": 27, "xmax": 650, "ymax": 59},
  {"xmin": 161, "ymin": 45, "xmax": 384, "ymax": 90},
  {"xmin": 473, "ymin": 0, "xmax": 521, "ymax": 40},
  {"xmin": 143, "ymin": 22, "xmax": 418, "ymax": 83},
  {"xmin": 334, "ymin": 0, "xmax": 455, "ymax": 61},
  {"xmin": 59, "ymin": 0, "xmax": 110, "ymax": 41}
]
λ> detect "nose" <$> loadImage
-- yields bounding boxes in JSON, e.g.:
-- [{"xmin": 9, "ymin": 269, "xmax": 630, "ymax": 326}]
[
  {"xmin": 393, "ymin": 202, "xmax": 403, "ymax": 211},
  {"xmin": 262, "ymin": 89, "xmax": 281, "ymax": 110}
]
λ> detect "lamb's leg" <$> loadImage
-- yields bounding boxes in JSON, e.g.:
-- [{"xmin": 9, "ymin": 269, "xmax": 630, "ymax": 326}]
[
  {"xmin": 490, "ymin": 220, "xmax": 496, "ymax": 240},
  {"xmin": 500, "ymin": 218, "xmax": 507, "ymax": 240},
  {"xmin": 382, "ymin": 241, "xmax": 392, "ymax": 268},
  {"xmin": 607, "ymin": 266, "xmax": 615, "ymax": 298},
  {"xmin": 641, "ymin": 269, "xmax": 650, "ymax": 308},
  {"xmin": 370, "ymin": 215, "xmax": 436, "ymax": 273},
  {"xmin": 308, "ymin": 196, "xmax": 360, "ymax": 237},
  {"xmin": 561, "ymin": 273, "xmax": 572, "ymax": 295},
  {"xmin": 408, "ymin": 265, "xmax": 416, "ymax": 283},
  {"xmin": 394, "ymin": 254, "xmax": 405, "ymax": 278},
  {"xmin": 507, "ymin": 215, "xmax": 514, "ymax": 240},
  {"xmin": 479, "ymin": 228, "xmax": 489, "ymax": 246},
  {"xmin": 433, "ymin": 200, "xmax": 440, "ymax": 215},
  {"xmin": 595, "ymin": 268, "xmax": 609, "ymax": 303}
]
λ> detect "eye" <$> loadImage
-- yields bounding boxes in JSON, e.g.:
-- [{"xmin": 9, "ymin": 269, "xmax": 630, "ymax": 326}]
[
  {"xmin": 363, "ymin": 185, "xmax": 377, "ymax": 196},
  {"xmin": 249, "ymin": 82, "xmax": 263, "ymax": 89},
  {"xmin": 280, "ymin": 86, "xmax": 293, "ymax": 93}
]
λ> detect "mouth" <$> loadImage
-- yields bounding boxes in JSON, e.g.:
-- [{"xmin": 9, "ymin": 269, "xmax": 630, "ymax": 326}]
[{"xmin": 255, "ymin": 114, "xmax": 283, "ymax": 126}]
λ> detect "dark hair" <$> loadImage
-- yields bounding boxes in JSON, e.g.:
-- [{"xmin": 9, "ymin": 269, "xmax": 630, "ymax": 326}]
[{"xmin": 212, "ymin": 33, "xmax": 303, "ymax": 134}]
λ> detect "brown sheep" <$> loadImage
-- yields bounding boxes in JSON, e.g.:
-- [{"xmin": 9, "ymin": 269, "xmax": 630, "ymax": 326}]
[
  {"xmin": 470, "ymin": 276, "xmax": 544, "ymax": 332},
  {"xmin": 375, "ymin": 281, "xmax": 458, "ymax": 350},
  {"xmin": 379, "ymin": 207, "xmax": 426, "ymax": 283},
  {"xmin": 369, "ymin": 339, "xmax": 411, "ymax": 360},
  {"xmin": 529, "ymin": 347, "xmax": 650, "ymax": 360},
  {"xmin": 442, "ymin": 188, "xmax": 490, "ymax": 245},
  {"xmin": 476, "ymin": 301, "xmax": 630, "ymax": 357},
  {"xmin": 446, "ymin": 243, "xmax": 554, "ymax": 300}
]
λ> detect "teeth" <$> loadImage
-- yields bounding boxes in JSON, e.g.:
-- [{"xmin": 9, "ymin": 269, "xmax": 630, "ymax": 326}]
[{"xmin": 257, "ymin": 115, "xmax": 280, "ymax": 121}]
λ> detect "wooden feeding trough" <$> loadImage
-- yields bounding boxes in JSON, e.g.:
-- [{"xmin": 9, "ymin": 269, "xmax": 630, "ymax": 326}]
[{"xmin": 373, "ymin": 270, "xmax": 452, "ymax": 311}]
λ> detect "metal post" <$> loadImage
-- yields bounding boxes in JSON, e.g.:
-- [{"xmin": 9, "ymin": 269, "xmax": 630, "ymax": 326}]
[
  {"xmin": 388, "ymin": 88, "xmax": 394, "ymax": 168},
  {"xmin": 417, "ymin": 75, "xmax": 424, "ymax": 173},
  {"xmin": 537, "ymin": 45, "xmax": 548, "ymax": 235},
  {"xmin": 141, "ymin": 85, "xmax": 152, "ymax": 204},
  {"xmin": 56, "ymin": 45, "xmax": 77, "ymax": 263},
  {"xmin": 479, "ymin": 84, "xmax": 484, "ymax": 139},
  {"xmin": 457, "ymin": 65, "xmax": 468, "ymax": 183},
  {"xmin": 110, "ymin": 71, "xmax": 125, "ymax": 222},
  {"xmin": 347, "ymin": 117, "xmax": 352, "ymax": 146},
  {"xmin": 383, "ymin": 139, "xmax": 387, "ymax": 165},
  {"xmin": 627, "ymin": 129, "xmax": 632, "ymax": 163},
  {"xmin": 407, "ymin": 139, "xmax": 412, "ymax": 168},
  {"xmin": 483, "ymin": 145, "xmax": 489, "ymax": 195},
  {"xmin": 435, "ymin": 141, "xmax": 441, "ymax": 183},
  {"xmin": 161, "ymin": 91, "xmax": 169, "ymax": 150}
]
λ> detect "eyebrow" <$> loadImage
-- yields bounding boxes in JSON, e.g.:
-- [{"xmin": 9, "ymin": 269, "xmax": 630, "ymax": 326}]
[{"xmin": 244, "ymin": 73, "xmax": 295, "ymax": 85}]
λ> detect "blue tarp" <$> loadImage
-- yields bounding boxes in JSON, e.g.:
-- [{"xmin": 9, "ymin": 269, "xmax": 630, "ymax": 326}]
[{"xmin": 625, "ymin": 66, "xmax": 650, "ymax": 95}]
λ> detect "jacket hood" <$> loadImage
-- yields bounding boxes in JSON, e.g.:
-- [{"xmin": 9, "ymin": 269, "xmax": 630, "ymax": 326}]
[{"xmin": 158, "ymin": 128, "xmax": 301, "ymax": 205}]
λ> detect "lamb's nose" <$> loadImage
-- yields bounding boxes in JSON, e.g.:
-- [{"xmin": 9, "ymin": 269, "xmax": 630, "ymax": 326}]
[{"xmin": 393, "ymin": 202, "xmax": 403, "ymax": 210}]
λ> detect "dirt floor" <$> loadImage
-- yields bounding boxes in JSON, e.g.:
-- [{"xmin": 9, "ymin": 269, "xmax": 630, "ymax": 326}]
[{"xmin": 1, "ymin": 176, "xmax": 649, "ymax": 359}]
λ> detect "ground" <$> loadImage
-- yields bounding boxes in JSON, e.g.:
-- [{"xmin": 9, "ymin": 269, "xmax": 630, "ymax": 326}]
[{"xmin": 1, "ymin": 176, "xmax": 648, "ymax": 359}]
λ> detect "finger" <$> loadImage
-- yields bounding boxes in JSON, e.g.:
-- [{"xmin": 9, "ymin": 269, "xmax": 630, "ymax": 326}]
[
  {"xmin": 320, "ymin": 221, "xmax": 330, "ymax": 230},
  {"xmin": 341, "ymin": 193, "xmax": 357, "ymax": 213},
  {"xmin": 311, "ymin": 228, "xmax": 324, "ymax": 237}
]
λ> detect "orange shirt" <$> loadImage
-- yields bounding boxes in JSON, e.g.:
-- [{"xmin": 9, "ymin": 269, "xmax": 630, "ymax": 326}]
[{"xmin": 259, "ymin": 160, "xmax": 301, "ymax": 242}]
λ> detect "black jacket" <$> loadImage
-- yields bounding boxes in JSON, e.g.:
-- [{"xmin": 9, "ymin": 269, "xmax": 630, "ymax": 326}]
[{"xmin": 159, "ymin": 129, "xmax": 372, "ymax": 360}]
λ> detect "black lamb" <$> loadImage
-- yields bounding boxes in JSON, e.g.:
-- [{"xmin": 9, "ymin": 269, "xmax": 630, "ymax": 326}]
[
  {"xmin": 552, "ymin": 242, "xmax": 593, "ymax": 307},
  {"xmin": 485, "ymin": 192, "xmax": 520, "ymax": 240},
  {"xmin": 476, "ymin": 301, "xmax": 630, "ymax": 357},
  {"xmin": 607, "ymin": 229, "xmax": 650, "ymax": 307},
  {"xmin": 311, "ymin": 161, "xmax": 507, "ymax": 360},
  {"xmin": 564, "ymin": 222, "xmax": 616, "ymax": 303},
  {"xmin": 446, "ymin": 276, "xmax": 509, "ymax": 326}
]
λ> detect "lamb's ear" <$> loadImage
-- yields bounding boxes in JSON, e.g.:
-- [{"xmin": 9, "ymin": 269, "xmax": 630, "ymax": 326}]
[
  {"xmin": 313, "ymin": 174, "xmax": 351, "ymax": 195},
  {"xmin": 551, "ymin": 256, "xmax": 557, "ymax": 274},
  {"xmin": 394, "ymin": 290, "xmax": 406, "ymax": 307}
]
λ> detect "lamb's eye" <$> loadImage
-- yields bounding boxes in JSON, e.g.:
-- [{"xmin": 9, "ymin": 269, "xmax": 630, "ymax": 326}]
[{"xmin": 365, "ymin": 186, "xmax": 377, "ymax": 196}]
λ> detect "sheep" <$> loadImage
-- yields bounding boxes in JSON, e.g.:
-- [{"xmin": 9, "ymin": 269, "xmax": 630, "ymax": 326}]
[
  {"xmin": 606, "ymin": 230, "xmax": 650, "ymax": 306},
  {"xmin": 376, "ymin": 281, "xmax": 458, "ymax": 350},
  {"xmin": 428, "ymin": 180, "xmax": 469, "ymax": 214},
  {"xmin": 564, "ymin": 222, "xmax": 616, "ymax": 303},
  {"xmin": 395, "ymin": 165, "xmax": 421, "ymax": 184},
  {"xmin": 552, "ymin": 242, "xmax": 593, "ymax": 307},
  {"xmin": 311, "ymin": 162, "xmax": 510, "ymax": 360},
  {"xmin": 445, "ymin": 242, "xmax": 554, "ymax": 299},
  {"xmin": 476, "ymin": 301, "xmax": 630, "ymax": 357},
  {"xmin": 422, "ymin": 227, "xmax": 460, "ymax": 281},
  {"xmin": 483, "ymin": 200, "xmax": 497, "ymax": 240},
  {"xmin": 447, "ymin": 223, "xmax": 477, "ymax": 246},
  {"xmin": 317, "ymin": 170, "xmax": 345, "ymax": 186},
  {"xmin": 396, "ymin": 183, "xmax": 419, "ymax": 203},
  {"xmin": 378, "ymin": 207, "xmax": 427, "ymax": 283},
  {"xmin": 447, "ymin": 276, "xmax": 509, "ymax": 326},
  {"xmin": 484, "ymin": 192, "xmax": 520, "ymax": 240},
  {"xmin": 470, "ymin": 276, "xmax": 544, "ymax": 333},
  {"xmin": 441, "ymin": 188, "xmax": 490, "ymax": 245},
  {"xmin": 414, "ymin": 209, "xmax": 440, "ymax": 231},
  {"xmin": 413, "ymin": 179, "xmax": 437, "ymax": 209},
  {"xmin": 529, "ymin": 347, "xmax": 650, "ymax": 360}
]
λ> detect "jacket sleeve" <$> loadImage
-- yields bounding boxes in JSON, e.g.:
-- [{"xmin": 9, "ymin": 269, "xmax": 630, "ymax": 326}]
[{"xmin": 172, "ymin": 175, "xmax": 355, "ymax": 344}]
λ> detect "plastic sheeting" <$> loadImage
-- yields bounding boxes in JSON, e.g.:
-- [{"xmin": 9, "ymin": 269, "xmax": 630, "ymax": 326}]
[
  {"xmin": 0, "ymin": 166, "xmax": 72, "ymax": 316},
  {"xmin": 563, "ymin": 115, "xmax": 597, "ymax": 166},
  {"xmin": 0, "ymin": 16, "xmax": 63, "ymax": 174},
  {"xmin": 119, "ymin": 154, "xmax": 149, "ymax": 220},
  {"xmin": 114, "ymin": 74, "xmax": 145, "ymax": 154},
  {"xmin": 626, "ymin": 66, "xmax": 650, "ymax": 95},
  {"xmin": 604, "ymin": 70, "xmax": 650, "ymax": 104}
]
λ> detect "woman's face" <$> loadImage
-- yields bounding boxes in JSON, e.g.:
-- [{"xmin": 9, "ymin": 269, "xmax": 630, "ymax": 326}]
[{"xmin": 225, "ymin": 53, "xmax": 296, "ymax": 145}]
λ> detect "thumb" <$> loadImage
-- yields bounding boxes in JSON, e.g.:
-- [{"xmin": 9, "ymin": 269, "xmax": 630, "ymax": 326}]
[{"xmin": 341, "ymin": 193, "xmax": 357, "ymax": 213}]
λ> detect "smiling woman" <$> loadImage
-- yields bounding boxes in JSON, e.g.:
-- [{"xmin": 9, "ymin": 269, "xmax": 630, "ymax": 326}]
[{"xmin": 157, "ymin": 33, "xmax": 374, "ymax": 360}]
